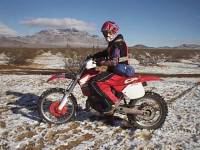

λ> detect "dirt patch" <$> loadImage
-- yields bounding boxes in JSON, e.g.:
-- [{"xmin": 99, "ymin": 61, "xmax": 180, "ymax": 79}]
[
  {"xmin": 20, "ymin": 139, "xmax": 45, "ymax": 150},
  {"xmin": 0, "ymin": 144, "xmax": 9, "ymax": 150},
  {"xmin": 1, "ymin": 131, "xmax": 8, "ymax": 140},
  {"xmin": 57, "ymin": 133, "xmax": 94, "ymax": 150},
  {"xmin": 0, "ymin": 107, "xmax": 10, "ymax": 115},
  {"xmin": 0, "ymin": 121, "xmax": 6, "ymax": 128},
  {"xmin": 44, "ymin": 122, "xmax": 80, "ymax": 145},
  {"xmin": 15, "ymin": 131, "xmax": 36, "ymax": 142},
  {"xmin": 1, "ymin": 65, "xmax": 200, "ymax": 77},
  {"xmin": 44, "ymin": 130, "xmax": 59, "ymax": 145},
  {"xmin": 92, "ymin": 139, "xmax": 104, "ymax": 150},
  {"xmin": 135, "ymin": 130, "xmax": 153, "ymax": 141}
]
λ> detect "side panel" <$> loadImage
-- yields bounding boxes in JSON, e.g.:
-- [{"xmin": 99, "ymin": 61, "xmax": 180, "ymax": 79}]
[
  {"xmin": 122, "ymin": 82, "xmax": 145, "ymax": 99},
  {"xmin": 79, "ymin": 69, "xmax": 99, "ymax": 96}
]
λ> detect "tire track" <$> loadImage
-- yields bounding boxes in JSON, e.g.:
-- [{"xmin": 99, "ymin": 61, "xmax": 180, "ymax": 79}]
[
  {"xmin": 167, "ymin": 82, "xmax": 200, "ymax": 108},
  {"xmin": 1, "ymin": 66, "xmax": 200, "ymax": 77}
]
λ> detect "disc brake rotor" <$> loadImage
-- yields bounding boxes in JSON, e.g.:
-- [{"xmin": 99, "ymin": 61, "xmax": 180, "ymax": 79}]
[
  {"xmin": 140, "ymin": 105, "xmax": 156, "ymax": 120},
  {"xmin": 49, "ymin": 101, "xmax": 68, "ymax": 117}
]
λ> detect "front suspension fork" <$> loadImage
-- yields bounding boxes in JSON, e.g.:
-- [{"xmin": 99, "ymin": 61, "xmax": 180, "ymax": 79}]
[
  {"xmin": 58, "ymin": 93, "xmax": 70, "ymax": 110},
  {"xmin": 58, "ymin": 74, "xmax": 82, "ymax": 111}
]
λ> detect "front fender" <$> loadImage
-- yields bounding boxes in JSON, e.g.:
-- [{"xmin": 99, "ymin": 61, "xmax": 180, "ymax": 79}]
[{"xmin": 47, "ymin": 73, "xmax": 75, "ymax": 82}]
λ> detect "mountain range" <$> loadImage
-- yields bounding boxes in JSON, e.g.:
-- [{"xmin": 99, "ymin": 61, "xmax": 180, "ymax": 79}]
[
  {"xmin": 0, "ymin": 28, "xmax": 106, "ymax": 48},
  {"xmin": 0, "ymin": 28, "xmax": 200, "ymax": 49}
]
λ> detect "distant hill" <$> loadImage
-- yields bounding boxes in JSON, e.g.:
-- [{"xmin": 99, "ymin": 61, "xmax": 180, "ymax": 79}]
[
  {"xmin": 174, "ymin": 44, "xmax": 200, "ymax": 49},
  {"xmin": 0, "ymin": 28, "xmax": 106, "ymax": 48},
  {"xmin": 132, "ymin": 44, "xmax": 149, "ymax": 49},
  {"xmin": 0, "ymin": 36, "xmax": 44, "ymax": 47},
  {"xmin": 132, "ymin": 44, "xmax": 200, "ymax": 49}
]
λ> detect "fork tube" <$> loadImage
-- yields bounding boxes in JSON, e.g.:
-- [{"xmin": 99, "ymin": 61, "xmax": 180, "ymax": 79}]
[
  {"xmin": 58, "ymin": 68, "xmax": 85, "ymax": 111},
  {"xmin": 58, "ymin": 77, "xmax": 79, "ymax": 111}
]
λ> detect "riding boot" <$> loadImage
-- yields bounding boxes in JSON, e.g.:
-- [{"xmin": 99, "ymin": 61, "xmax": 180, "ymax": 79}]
[
  {"xmin": 103, "ymin": 99, "xmax": 121, "ymax": 116},
  {"xmin": 84, "ymin": 98, "xmax": 91, "ymax": 112}
]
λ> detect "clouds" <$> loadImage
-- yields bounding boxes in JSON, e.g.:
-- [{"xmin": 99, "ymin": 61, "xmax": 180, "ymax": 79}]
[
  {"xmin": 0, "ymin": 23, "xmax": 17, "ymax": 36},
  {"xmin": 0, "ymin": 18, "xmax": 96, "ymax": 37},
  {"xmin": 21, "ymin": 18, "xmax": 96, "ymax": 32}
]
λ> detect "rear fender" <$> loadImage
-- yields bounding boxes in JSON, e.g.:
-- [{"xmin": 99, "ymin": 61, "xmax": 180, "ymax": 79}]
[
  {"xmin": 138, "ymin": 75, "xmax": 162, "ymax": 83},
  {"xmin": 47, "ymin": 73, "xmax": 75, "ymax": 82},
  {"xmin": 122, "ymin": 82, "xmax": 145, "ymax": 99}
]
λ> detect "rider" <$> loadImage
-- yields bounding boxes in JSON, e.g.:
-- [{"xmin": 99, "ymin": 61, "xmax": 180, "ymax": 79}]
[{"xmin": 90, "ymin": 21, "xmax": 133, "ymax": 114}]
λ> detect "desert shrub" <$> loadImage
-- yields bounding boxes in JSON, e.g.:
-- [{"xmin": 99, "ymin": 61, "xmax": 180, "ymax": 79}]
[
  {"xmin": 129, "ymin": 48, "xmax": 200, "ymax": 65},
  {"xmin": 0, "ymin": 48, "xmax": 40, "ymax": 65},
  {"xmin": 1, "ymin": 47, "xmax": 199, "ymax": 66},
  {"xmin": 0, "ymin": 47, "xmax": 101, "ymax": 65}
]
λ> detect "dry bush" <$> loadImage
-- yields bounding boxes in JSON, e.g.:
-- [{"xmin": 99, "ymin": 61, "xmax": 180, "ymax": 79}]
[
  {"xmin": 0, "ymin": 47, "xmax": 101, "ymax": 65},
  {"xmin": 129, "ymin": 48, "xmax": 200, "ymax": 65},
  {"xmin": 1, "ymin": 47, "xmax": 199, "ymax": 66},
  {"xmin": 0, "ymin": 48, "xmax": 41, "ymax": 65}
]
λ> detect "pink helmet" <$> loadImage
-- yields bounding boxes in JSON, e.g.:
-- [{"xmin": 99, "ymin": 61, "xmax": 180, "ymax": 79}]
[{"xmin": 101, "ymin": 21, "xmax": 119, "ymax": 42}]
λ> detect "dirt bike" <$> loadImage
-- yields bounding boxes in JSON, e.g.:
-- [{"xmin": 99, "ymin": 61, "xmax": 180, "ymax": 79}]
[{"xmin": 38, "ymin": 57, "xmax": 168, "ymax": 129}]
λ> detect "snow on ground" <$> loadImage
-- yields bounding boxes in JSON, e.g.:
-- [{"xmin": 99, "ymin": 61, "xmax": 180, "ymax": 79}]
[
  {"xmin": 0, "ymin": 53, "xmax": 9, "ymax": 65},
  {"xmin": 32, "ymin": 52, "xmax": 66, "ymax": 69},
  {"xmin": 32, "ymin": 55, "xmax": 200, "ymax": 74},
  {"xmin": 0, "ymin": 74, "xmax": 200, "ymax": 149},
  {"xmin": 0, "ymin": 52, "xmax": 200, "ymax": 149},
  {"xmin": 130, "ymin": 59, "xmax": 200, "ymax": 75}
]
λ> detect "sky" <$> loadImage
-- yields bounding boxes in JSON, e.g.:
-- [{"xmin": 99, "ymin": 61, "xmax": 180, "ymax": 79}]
[{"xmin": 0, "ymin": 0, "xmax": 200, "ymax": 47}]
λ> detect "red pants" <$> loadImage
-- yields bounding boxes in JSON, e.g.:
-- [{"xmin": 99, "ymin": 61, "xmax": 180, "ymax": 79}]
[{"xmin": 90, "ymin": 72, "xmax": 126, "ymax": 103}]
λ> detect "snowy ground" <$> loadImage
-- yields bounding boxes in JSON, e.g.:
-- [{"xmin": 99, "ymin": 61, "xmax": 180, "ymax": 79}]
[
  {"xmin": 0, "ymin": 75, "xmax": 200, "ymax": 149},
  {"xmin": 0, "ymin": 51, "xmax": 200, "ymax": 149},
  {"xmin": 129, "ymin": 59, "xmax": 200, "ymax": 75}
]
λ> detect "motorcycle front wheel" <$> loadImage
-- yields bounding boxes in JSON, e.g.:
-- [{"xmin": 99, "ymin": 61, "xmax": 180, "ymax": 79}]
[
  {"xmin": 38, "ymin": 88, "xmax": 77, "ymax": 124},
  {"xmin": 127, "ymin": 91, "xmax": 168, "ymax": 129}
]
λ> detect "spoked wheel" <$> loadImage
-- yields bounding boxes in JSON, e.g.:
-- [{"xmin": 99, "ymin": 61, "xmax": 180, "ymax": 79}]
[
  {"xmin": 38, "ymin": 88, "xmax": 77, "ymax": 124},
  {"xmin": 127, "ymin": 91, "xmax": 168, "ymax": 129}
]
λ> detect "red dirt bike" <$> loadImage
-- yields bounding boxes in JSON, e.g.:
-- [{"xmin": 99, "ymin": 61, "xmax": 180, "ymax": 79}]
[{"xmin": 38, "ymin": 57, "xmax": 168, "ymax": 129}]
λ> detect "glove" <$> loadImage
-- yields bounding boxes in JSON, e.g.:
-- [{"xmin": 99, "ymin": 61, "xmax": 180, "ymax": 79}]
[
  {"xmin": 95, "ymin": 66, "xmax": 108, "ymax": 72},
  {"xmin": 86, "ymin": 54, "xmax": 94, "ymax": 60},
  {"xmin": 96, "ymin": 60, "xmax": 107, "ymax": 66},
  {"xmin": 96, "ymin": 60, "xmax": 112, "ymax": 66}
]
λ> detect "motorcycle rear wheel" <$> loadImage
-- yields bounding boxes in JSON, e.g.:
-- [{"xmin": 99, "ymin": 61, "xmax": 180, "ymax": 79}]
[
  {"xmin": 38, "ymin": 88, "xmax": 77, "ymax": 124},
  {"xmin": 127, "ymin": 91, "xmax": 168, "ymax": 129}
]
